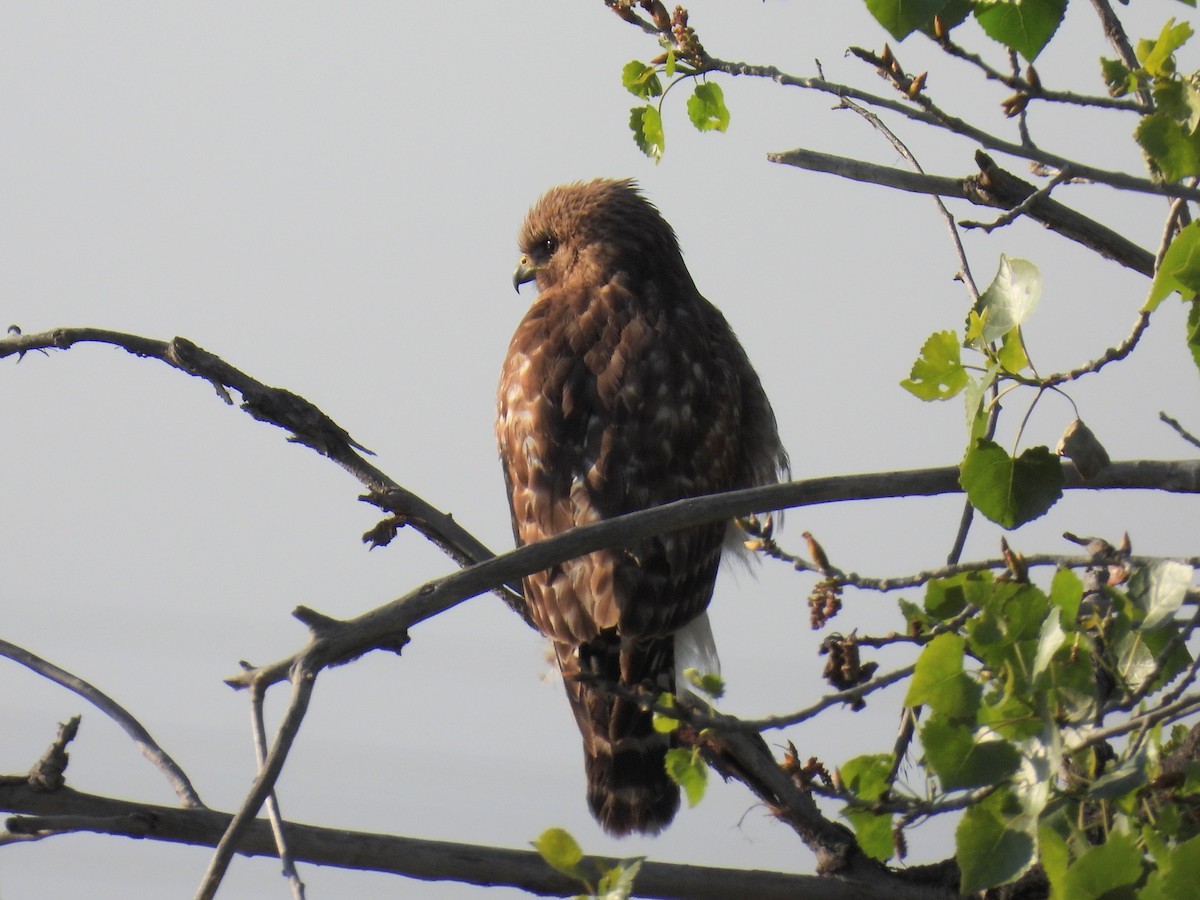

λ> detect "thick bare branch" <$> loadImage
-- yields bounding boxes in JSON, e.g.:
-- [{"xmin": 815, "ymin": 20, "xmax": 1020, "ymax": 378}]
[
  {"xmin": 0, "ymin": 780, "xmax": 888, "ymax": 900},
  {"xmin": 223, "ymin": 459, "xmax": 1200, "ymax": 694},
  {"xmin": 768, "ymin": 148, "xmax": 1156, "ymax": 276}
]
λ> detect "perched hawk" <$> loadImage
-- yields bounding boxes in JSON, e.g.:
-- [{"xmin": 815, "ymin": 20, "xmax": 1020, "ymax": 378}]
[{"xmin": 496, "ymin": 179, "xmax": 787, "ymax": 836}]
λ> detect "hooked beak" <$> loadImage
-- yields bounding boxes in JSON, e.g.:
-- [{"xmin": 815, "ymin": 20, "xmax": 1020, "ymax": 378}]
[{"xmin": 512, "ymin": 255, "xmax": 539, "ymax": 293}]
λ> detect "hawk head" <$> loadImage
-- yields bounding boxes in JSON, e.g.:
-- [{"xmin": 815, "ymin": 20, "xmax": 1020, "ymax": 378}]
[{"xmin": 512, "ymin": 178, "xmax": 692, "ymax": 294}]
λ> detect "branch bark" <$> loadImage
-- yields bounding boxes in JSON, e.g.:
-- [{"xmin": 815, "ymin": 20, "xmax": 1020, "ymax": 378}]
[
  {"xmin": 0, "ymin": 327, "xmax": 528, "ymax": 621},
  {"xmin": 1, "ymin": 780, "xmax": 899, "ymax": 900},
  {"xmin": 767, "ymin": 148, "xmax": 1157, "ymax": 276}
]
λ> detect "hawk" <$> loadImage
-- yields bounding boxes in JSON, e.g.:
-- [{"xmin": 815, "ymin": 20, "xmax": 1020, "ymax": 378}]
[{"xmin": 496, "ymin": 179, "xmax": 787, "ymax": 836}]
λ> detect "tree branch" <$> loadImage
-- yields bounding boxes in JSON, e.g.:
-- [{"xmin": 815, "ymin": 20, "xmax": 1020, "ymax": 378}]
[
  {"xmin": 0, "ymin": 326, "xmax": 528, "ymax": 621},
  {"xmin": 223, "ymin": 459, "xmax": 1200, "ymax": 695},
  {"xmin": 0, "ymin": 639, "xmax": 203, "ymax": 808},
  {"xmin": 708, "ymin": 57, "xmax": 1200, "ymax": 203},
  {"xmin": 247, "ymin": 679, "xmax": 306, "ymax": 900},
  {"xmin": 1, "ymin": 779, "xmax": 899, "ymax": 900},
  {"xmin": 196, "ymin": 661, "xmax": 317, "ymax": 900},
  {"xmin": 767, "ymin": 148, "xmax": 1156, "ymax": 276}
]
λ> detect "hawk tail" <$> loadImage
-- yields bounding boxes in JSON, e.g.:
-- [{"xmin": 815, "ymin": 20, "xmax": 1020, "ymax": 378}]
[{"xmin": 566, "ymin": 634, "xmax": 681, "ymax": 837}]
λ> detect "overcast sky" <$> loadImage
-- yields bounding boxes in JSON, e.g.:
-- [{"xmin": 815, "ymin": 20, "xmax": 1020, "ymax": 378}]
[{"xmin": 2, "ymin": 2, "xmax": 1197, "ymax": 898}]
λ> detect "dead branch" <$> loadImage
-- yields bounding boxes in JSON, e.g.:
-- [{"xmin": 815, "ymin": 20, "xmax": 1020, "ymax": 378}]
[
  {"xmin": 0, "ymin": 639, "xmax": 203, "ymax": 808},
  {"xmin": 0, "ymin": 326, "xmax": 527, "ymax": 621},
  {"xmin": 767, "ymin": 148, "xmax": 1156, "ymax": 276}
]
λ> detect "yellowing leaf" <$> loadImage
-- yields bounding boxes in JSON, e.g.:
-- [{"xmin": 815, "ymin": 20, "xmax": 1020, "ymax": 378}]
[{"xmin": 902, "ymin": 330, "xmax": 968, "ymax": 400}]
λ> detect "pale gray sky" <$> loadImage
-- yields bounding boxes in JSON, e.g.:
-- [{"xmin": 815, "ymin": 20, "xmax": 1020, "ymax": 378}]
[{"xmin": 2, "ymin": 2, "xmax": 1197, "ymax": 898}]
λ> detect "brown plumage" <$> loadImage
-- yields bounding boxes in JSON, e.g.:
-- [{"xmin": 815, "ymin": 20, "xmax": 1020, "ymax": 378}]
[{"xmin": 496, "ymin": 179, "xmax": 787, "ymax": 836}]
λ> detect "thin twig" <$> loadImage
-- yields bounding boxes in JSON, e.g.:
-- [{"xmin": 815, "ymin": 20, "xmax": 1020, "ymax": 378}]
[
  {"xmin": 833, "ymin": 96, "xmax": 978, "ymax": 299},
  {"xmin": 933, "ymin": 33, "xmax": 1148, "ymax": 113},
  {"xmin": 747, "ymin": 515, "xmax": 1200, "ymax": 593},
  {"xmin": 249, "ymin": 680, "xmax": 306, "ymax": 900},
  {"xmin": 1039, "ymin": 311, "xmax": 1152, "ymax": 386},
  {"xmin": 1161, "ymin": 412, "xmax": 1200, "ymax": 450},
  {"xmin": 1066, "ymin": 692, "xmax": 1200, "ymax": 754},
  {"xmin": 959, "ymin": 165, "xmax": 1072, "ymax": 232},
  {"xmin": 0, "ymin": 639, "xmax": 203, "ymax": 808},
  {"xmin": 709, "ymin": 58, "xmax": 1200, "ymax": 203},
  {"xmin": 195, "ymin": 661, "xmax": 317, "ymax": 900},
  {"xmin": 1088, "ymin": 0, "xmax": 1152, "ymax": 107}
]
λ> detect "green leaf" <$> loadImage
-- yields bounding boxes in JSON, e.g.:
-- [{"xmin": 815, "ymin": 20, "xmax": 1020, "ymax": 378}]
[
  {"xmin": 1136, "ymin": 112, "xmax": 1200, "ymax": 180},
  {"xmin": 1141, "ymin": 832, "xmax": 1200, "ymax": 900},
  {"xmin": 843, "ymin": 807, "xmax": 895, "ymax": 861},
  {"xmin": 963, "ymin": 362, "xmax": 999, "ymax": 435},
  {"xmin": 1057, "ymin": 829, "xmax": 1143, "ymax": 899},
  {"xmin": 925, "ymin": 570, "xmax": 993, "ymax": 620},
  {"xmin": 664, "ymin": 748, "xmax": 707, "ymax": 807},
  {"xmin": 901, "ymin": 330, "xmax": 968, "ymax": 400},
  {"xmin": 1128, "ymin": 560, "xmax": 1193, "ymax": 630},
  {"xmin": 1114, "ymin": 621, "xmax": 1192, "ymax": 693},
  {"xmin": 686, "ymin": 82, "xmax": 730, "ymax": 133},
  {"xmin": 997, "ymin": 328, "xmax": 1029, "ymax": 373},
  {"xmin": 1008, "ymin": 722, "xmax": 1057, "ymax": 824},
  {"xmin": 683, "ymin": 667, "xmax": 725, "ymax": 699},
  {"xmin": 1153, "ymin": 79, "xmax": 1200, "ymax": 128},
  {"xmin": 1032, "ymin": 611, "xmax": 1066, "ymax": 678},
  {"xmin": 621, "ymin": 60, "xmax": 663, "ymax": 99},
  {"xmin": 906, "ymin": 632, "xmax": 982, "ymax": 719},
  {"xmin": 1049, "ymin": 567, "xmax": 1083, "ymax": 623},
  {"xmin": 984, "ymin": 583, "xmax": 1050, "ymax": 643},
  {"xmin": 973, "ymin": 256, "xmax": 1042, "ymax": 345},
  {"xmin": 629, "ymin": 105, "xmax": 664, "ymax": 162},
  {"xmin": 596, "ymin": 859, "xmax": 644, "ymax": 900},
  {"xmin": 1146, "ymin": 221, "xmax": 1200, "ymax": 310},
  {"xmin": 664, "ymin": 50, "xmax": 676, "ymax": 79},
  {"xmin": 1189, "ymin": 299, "xmax": 1200, "ymax": 375},
  {"xmin": 956, "ymin": 790, "xmax": 1036, "ymax": 893},
  {"xmin": 864, "ymin": 0, "xmax": 947, "ymax": 40},
  {"xmin": 922, "ymin": 715, "xmax": 1020, "ymax": 790},
  {"xmin": 839, "ymin": 753, "xmax": 894, "ymax": 801},
  {"xmin": 533, "ymin": 827, "xmax": 586, "ymax": 880},
  {"xmin": 1040, "ymin": 825, "xmax": 1070, "ymax": 900},
  {"xmin": 1090, "ymin": 749, "xmax": 1150, "ymax": 800},
  {"xmin": 921, "ymin": 0, "xmax": 972, "ymax": 33},
  {"xmin": 1044, "ymin": 647, "xmax": 1100, "ymax": 725},
  {"xmin": 974, "ymin": 0, "xmax": 1067, "ymax": 61},
  {"xmin": 1137, "ymin": 18, "xmax": 1194, "ymax": 77},
  {"xmin": 978, "ymin": 693, "xmax": 1041, "ymax": 741},
  {"xmin": 652, "ymin": 693, "xmax": 679, "ymax": 733},
  {"xmin": 959, "ymin": 440, "xmax": 1064, "ymax": 528},
  {"xmin": 1100, "ymin": 57, "xmax": 1138, "ymax": 97},
  {"xmin": 899, "ymin": 596, "xmax": 934, "ymax": 632}
]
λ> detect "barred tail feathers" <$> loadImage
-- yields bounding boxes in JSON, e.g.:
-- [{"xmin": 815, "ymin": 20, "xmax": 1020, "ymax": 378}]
[{"xmin": 559, "ymin": 632, "xmax": 683, "ymax": 836}]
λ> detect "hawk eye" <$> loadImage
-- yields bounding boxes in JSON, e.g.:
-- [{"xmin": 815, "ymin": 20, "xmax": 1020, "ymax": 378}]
[{"xmin": 539, "ymin": 236, "xmax": 557, "ymax": 258}]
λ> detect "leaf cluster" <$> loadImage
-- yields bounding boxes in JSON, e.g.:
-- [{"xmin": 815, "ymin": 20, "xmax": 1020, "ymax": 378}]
[
  {"xmin": 600, "ymin": 5, "xmax": 1200, "ymax": 895},
  {"xmin": 533, "ymin": 827, "xmax": 643, "ymax": 900},
  {"xmin": 902, "ymin": 255, "xmax": 1068, "ymax": 528},
  {"xmin": 866, "ymin": 0, "xmax": 1069, "ymax": 61},
  {"xmin": 832, "ymin": 562, "xmax": 1198, "ymax": 894},
  {"xmin": 622, "ymin": 57, "xmax": 729, "ymax": 162}
]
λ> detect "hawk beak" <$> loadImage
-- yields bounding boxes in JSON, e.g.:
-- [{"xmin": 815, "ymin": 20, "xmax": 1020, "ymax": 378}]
[{"xmin": 513, "ymin": 256, "xmax": 539, "ymax": 293}]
